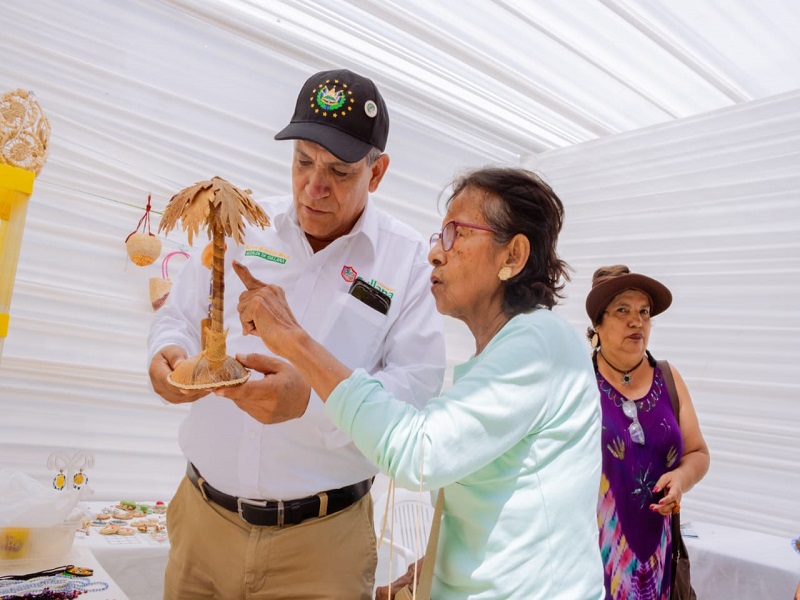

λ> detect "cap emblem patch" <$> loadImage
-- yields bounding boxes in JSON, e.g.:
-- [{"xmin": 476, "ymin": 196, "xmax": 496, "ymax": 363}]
[
  {"xmin": 312, "ymin": 80, "xmax": 353, "ymax": 118},
  {"xmin": 364, "ymin": 100, "xmax": 378, "ymax": 118}
]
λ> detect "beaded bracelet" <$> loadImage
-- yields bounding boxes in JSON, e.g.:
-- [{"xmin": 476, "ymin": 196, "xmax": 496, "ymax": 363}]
[
  {"xmin": 2, "ymin": 591, "xmax": 80, "ymax": 599},
  {"xmin": 0, "ymin": 574, "xmax": 109, "ymax": 598}
]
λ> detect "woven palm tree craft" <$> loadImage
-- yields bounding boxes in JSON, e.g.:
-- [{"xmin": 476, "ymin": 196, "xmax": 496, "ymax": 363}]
[{"xmin": 158, "ymin": 176, "xmax": 270, "ymax": 389}]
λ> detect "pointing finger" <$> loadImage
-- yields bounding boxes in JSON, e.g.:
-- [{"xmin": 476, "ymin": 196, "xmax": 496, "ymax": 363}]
[
  {"xmin": 233, "ymin": 261, "xmax": 265, "ymax": 291},
  {"xmin": 235, "ymin": 353, "xmax": 283, "ymax": 374}
]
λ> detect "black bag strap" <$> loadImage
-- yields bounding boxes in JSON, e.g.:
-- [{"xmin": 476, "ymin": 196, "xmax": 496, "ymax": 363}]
[
  {"xmin": 657, "ymin": 359, "xmax": 680, "ymax": 420},
  {"xmin": 656, "ymin": 357, "xmax": 688, "ymax": 584}
]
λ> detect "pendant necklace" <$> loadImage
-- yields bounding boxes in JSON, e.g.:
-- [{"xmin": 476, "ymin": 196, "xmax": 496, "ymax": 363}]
[{"xmin": 599, "ymin": 350, "xmax": 644, "ymax": 386}]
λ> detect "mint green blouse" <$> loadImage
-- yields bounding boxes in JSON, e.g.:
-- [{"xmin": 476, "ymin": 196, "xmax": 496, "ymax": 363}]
[{"xmin": 326, "ymin": 309, "xmax": 604, "ymax": 599}]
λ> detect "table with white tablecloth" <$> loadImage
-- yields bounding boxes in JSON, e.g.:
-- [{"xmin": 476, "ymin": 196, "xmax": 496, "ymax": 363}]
[
  {"xmin": 0, "ymin": 546, "xmax": 130, "ymax": 600},
  {"xmin": 74, "ymin": 501, "xmax": 170, "ymax": 600},
  {"xmin": 72, "ymin": 499, "xmax": 800, "ymax": 600},
  {"xmin": 683, "ymin": 520, "xmax": 799, "ymax": 600},
  {"xmin": 77, "ymin": 494, "xmax": 412, "ymax": 599}
]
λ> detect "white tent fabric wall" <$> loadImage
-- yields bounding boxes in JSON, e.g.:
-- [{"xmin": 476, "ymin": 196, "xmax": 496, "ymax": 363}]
[
  {"xmin": 0, "ymin": 0, "xmax": 798, "ymax": 539},
  {"xmin": 523, "ymin": 90, "xmax": 800, "ymax": 537},
  {"xmin": 0, "ymin": 1, "xmax": 512, "ymax": 501}
]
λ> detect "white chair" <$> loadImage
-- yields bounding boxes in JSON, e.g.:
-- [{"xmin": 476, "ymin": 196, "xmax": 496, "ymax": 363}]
[
  {"xmin": 373, "ymin": 484, "xmax": 435, "ymax": 567},
  {"xmin": 389, "ymin": 487, "xmax": 435, "ymax": 554},
  {"xmin": 373, "ymin": 484, "xmax": 435, "ymax": 592}
]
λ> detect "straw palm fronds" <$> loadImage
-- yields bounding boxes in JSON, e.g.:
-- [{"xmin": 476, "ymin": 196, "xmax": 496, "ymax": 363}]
[{"xmin": 159, "ymin": 176, "xmax": 270, "ymax": 244}]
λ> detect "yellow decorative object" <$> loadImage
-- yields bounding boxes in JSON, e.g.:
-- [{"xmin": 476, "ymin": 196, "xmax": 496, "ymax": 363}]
[
  {"xmin": 0, "ymin": 163, "xmax": 34, "ymax": 362},
  {"xmin": 72, "ymin": 469, "xmax": 88, "ymax": 490},
  {"xmin": 0, "ymin": 527, "xmax": 30, "ymax": 560},
  {"xmin": 0, "ymin": 89, "xmax": 51, "ymax": 176},
  {"xmin": 53, "ymin": 470, "xmax": 66, "ymax": 491}
]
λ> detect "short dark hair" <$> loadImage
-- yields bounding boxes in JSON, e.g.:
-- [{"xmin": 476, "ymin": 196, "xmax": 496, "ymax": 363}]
[{"xmin": 445, "ymin": 167, "xmax": 571, "ymax": 316}]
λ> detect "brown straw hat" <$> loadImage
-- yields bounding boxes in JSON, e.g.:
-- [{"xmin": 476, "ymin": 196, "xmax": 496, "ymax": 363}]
[{"xmin": 585, "ymin": 265, "xmax": 672, "ymax": 325}]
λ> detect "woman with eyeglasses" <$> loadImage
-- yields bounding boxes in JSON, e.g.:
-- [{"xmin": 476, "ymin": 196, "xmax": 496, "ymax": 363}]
[
  {"xmin": 233, "ymin": 167, "xmax": 605, "ymax": 599},
  {"xmin": 585, "ymin": 265, "xmax": 709, "ymax": 599}
]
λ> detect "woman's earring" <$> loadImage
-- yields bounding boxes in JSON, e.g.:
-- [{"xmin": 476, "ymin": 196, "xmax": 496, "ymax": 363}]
[
  {"xmin": 53, "ymin": 470, "xmax": 66, "ymax": 491},
  {"xmin": 591, "ymin": 332, "xmax": 600, "ymax": 349},
  {"xmin": 498, "ymin": 267, "xmax": 512, "ymax": 281}
]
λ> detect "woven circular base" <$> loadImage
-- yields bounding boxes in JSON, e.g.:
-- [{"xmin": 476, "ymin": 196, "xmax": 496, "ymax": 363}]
[
  {"xmin": 168, "ymin": 371, "xmax": 250, "ymax": 390},
  {"xmin": 167, "ymin": 353, "xmax": 250, "ymax": 390}
]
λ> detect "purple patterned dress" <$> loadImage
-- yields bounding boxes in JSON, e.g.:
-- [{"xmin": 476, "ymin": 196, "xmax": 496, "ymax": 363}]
[{"xmin": 597, "ymin": 363, "xmax": 683, "ymax": 600}]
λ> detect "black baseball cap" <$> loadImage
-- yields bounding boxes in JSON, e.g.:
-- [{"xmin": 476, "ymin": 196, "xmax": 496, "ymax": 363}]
[{"xmin": 274, "ymin": 68, "xmax": 389, "ymax": 163}]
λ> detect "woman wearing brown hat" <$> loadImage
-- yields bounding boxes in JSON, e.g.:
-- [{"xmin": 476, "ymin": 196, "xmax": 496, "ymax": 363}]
[{"xmin": 586, "ymin": 265, "xmax": 709, "ymax": 599}]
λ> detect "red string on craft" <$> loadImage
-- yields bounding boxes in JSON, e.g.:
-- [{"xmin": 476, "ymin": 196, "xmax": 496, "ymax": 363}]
[
  {"xmin": 125, "ymin": 193, "xmax": 162, "ymax": 267},
  {"xmin": 125, "ymin": 194, "xmax": 154, "ymax": 241}
]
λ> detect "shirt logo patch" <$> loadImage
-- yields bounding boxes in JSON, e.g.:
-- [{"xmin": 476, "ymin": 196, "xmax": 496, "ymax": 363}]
[
  {"xmin": 245, "ymin": 246, "xmax": 288, "ymax": 265},
  {"xmin": 341, "ymin": 265, "xmax": 357, "ymax": 282}
]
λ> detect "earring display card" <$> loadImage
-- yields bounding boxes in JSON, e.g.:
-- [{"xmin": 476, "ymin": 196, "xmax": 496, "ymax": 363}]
[{"xmin": 47, "ymin": 450, "xmax": 93, "ymax": 494}]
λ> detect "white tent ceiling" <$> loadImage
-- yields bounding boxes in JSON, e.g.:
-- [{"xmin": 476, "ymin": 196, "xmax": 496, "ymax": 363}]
[
  {"xmin": 1, "ymin": 0, "xmax": 799, "ymax": 537},
  {"xmin": 165, "ymin": 0, "xmax": 800, "ymax": 153}
]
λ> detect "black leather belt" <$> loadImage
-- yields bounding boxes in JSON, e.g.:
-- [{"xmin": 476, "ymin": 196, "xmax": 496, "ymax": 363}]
[{"xmin": 186, "ymin": 463, "xmax": 371, "ymax": 527}]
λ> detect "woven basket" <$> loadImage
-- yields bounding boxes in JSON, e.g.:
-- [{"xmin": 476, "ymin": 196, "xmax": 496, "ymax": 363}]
[
  {"xmin": 149, "ymin": 278, "xmax": 172, "ymax": 311},
  {"xmin": 149, "ymin": 251, "xmax": 189, "ymax": 310},
  {"xmin": 126, "ymin": 232, "xmax": 162, "ymax": 266}
]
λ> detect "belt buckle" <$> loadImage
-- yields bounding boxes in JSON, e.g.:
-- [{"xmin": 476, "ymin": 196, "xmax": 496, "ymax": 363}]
[{"xmin": 237, "ymin": 497, "xmax": 284, "ymax": 527}]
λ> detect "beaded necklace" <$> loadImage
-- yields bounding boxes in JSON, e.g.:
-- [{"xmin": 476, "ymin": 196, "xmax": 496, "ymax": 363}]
[{"xmin": 0, "ymin": 575, "xmax": 109, "ymax": 599}]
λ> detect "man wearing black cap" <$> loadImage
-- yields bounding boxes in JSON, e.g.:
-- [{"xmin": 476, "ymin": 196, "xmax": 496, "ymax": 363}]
[
  {"xmin": 148, "ymin": 68, "xmax": 446, "ymax": 598},
  {"xmin": 274, "ymin": 67, "xmax": 390, "ymax": 164}
]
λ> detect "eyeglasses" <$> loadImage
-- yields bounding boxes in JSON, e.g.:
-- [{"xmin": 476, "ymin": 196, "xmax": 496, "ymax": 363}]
[
  {"xmin": 429, "ymin": 221, "xmax": 497, "ymax": 252},
  {"xmin": 621, "ymin": 400, "xmax": 645, "ymax": 445}
]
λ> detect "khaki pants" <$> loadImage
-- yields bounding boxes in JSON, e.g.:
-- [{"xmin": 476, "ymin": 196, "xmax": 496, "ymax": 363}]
[{"xmin": 164, "ymin": 476, "xmax": 377, "ymax": 600}]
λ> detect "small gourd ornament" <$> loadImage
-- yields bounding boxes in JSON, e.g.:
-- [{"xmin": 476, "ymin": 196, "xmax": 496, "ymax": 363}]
[{"xmin": 125, "ymin": 193, "xmax": 162, "ymax": 266}]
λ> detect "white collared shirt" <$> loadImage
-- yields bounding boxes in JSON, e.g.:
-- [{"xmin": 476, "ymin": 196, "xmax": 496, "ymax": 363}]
[{"xmin": 148, "ymin": 195, "xmax": 446, "ymax": 499}]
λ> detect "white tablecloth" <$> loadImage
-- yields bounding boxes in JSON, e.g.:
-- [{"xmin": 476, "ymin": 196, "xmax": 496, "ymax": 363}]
[
  {"xmin": 683, "ymin": 520, "xmax": 799, "ymax": 600},
  {"xmin": 68, "ymin": 497, "xmax": 796, "ymax": 600},
  {"xmin": 74, "ymin": 501, "xmax": 169, "ymax": 600}
]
